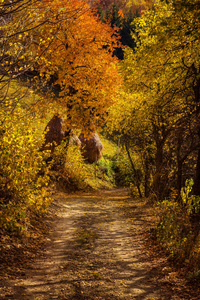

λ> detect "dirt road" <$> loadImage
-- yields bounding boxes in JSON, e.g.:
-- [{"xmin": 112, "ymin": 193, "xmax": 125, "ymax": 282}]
[{"xmin": 0, "ymin": 189, "xmax": 197, "ymax": 299}]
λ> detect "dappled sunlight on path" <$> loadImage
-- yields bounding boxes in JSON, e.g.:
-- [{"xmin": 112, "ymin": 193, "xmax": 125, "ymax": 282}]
[{"xmin": 0, "ymin": 189, "xmax": 193, "ymax": 299}]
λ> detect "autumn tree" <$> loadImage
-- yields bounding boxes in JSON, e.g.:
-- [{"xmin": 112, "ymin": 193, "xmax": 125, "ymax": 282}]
[
  {"xmin": 106, "ymin": 89, "xmax": 155, "ymax": 197},
  {"xmin": 0, "ymin": 0, "xmax": 121, "ymax": 234},
  {"xmin": 0, "ymin": 0, "xmax": 68, "ymax": 113},
  {"xmin": 107, "ymin": 0, "xmax": 200, "ymax": 199},
  {"xmin": 92, "ymin": 1, "xmax": 156, "ymax": 59},
  {"xmin": 0, "ymin": 0, "xmax": 121, "ymax": 131},
  {"xmin": 94, "ymin": 1, "xmax": 137, "ymax": 59},
  {"xmin": 33, "ymin": 0, "xmax": 121, "ymax": 131}
]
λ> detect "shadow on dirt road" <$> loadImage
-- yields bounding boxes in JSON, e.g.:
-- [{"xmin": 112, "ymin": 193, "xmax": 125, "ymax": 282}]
[{"xmin": 0, "ymin": 189, "xmax": 197, "ymax": 299}]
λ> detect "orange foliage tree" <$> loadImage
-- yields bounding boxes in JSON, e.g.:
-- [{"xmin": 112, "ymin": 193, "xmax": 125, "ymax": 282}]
[
  {"xmin": 0, "ymin": 0, "xmax": 121, "ymax": 232},
  {"xmin": 34, "ymin": 0, "xmax": 122, "ymax": 131},
  {"xmin": 0, "ymin": 0, "xmax": 121, "ymax": 131}
]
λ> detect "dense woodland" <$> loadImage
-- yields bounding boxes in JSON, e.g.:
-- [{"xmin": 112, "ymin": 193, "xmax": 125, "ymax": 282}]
[{"xmin": 0, "ymin": 0, "xmax": 200, "ymax": 278}]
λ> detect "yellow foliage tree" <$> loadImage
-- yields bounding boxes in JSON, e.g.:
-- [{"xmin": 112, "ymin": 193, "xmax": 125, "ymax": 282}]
[
  {"xmin": 0, "ymin": 103, "xmax": 51, "ymax": 234},
  {"xmin": 108, "ymin": 0, "xmax": 200, "ymax": 198}
]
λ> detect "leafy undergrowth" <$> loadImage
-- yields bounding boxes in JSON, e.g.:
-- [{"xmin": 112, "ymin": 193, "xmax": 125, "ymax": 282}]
[
  {"xmin": 50, "ymin": 137, "xmax": 118, "ymax": 192},
  {"xmin": 0, "ymin": 207, "xmax": 52, "ymax": 280},
  {"xmin": 0, "ymin": 102, "xmax": 53, "ymax": 248},
  {"xmin": 155, "ymin": 181, "xmax": 200, "ymax": 280},
  {"xmin": 156, "ymin": 200, "xmax": 200, "ymax": 273},
  {"xmin": 143, "ymin": 230, "xmax": 200, "ymax": 300},
  {"xmin": 119, "ymin": 194, "xmax": 200, "ymax": 299}
]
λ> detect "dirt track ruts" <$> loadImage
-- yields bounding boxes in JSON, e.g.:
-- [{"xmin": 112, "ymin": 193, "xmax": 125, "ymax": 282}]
[{"xmin": 0, "ymin": 188, "xmax": 196, "ymax": 299}]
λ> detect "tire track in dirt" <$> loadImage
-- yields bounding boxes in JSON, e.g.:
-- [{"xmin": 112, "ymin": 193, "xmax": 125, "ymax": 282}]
[{"xmin": 1, "ymin": 188, "xmax": 195, "ymax": 299}]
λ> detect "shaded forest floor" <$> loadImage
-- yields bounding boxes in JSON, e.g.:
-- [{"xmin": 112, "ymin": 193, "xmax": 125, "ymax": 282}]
[{"xmin": 0, "ymin": 188, "xmax": 199, "ymax": 299}]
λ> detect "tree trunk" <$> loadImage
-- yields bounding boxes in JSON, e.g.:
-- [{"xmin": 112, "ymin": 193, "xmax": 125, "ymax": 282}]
[
  {"xmin": 193, "ymin": 146, "xmax": 200, "ymax": 195},
  {"xmin": 144, "ymin": 158, "xmax": 150, "ymax": 198},
  {"xmin": 152, "ymin": 141, "xmax": 164, "ymax": 200},
  {"xmin": 192, "ymin": 66, "xmax": 200, "ymax": 195},
  {"xmin": 177, "ymin": 159, "xmax": 183, "ymax": 195},
  {"xmin": 125, "ymin": 143, "xmax": 143, "ymax": 198},
  {"xmin": 176, "ymin": 131, "xmax": 183, "ymax": 196}
]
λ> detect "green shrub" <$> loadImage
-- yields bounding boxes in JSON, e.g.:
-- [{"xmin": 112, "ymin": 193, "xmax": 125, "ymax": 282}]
[
  {"xmin": 156, "ymin": 182, "xmax": 200, "ymax": 271},
  {"xmin": 157, "ymin": 199, "xmax": 193, "ymax": 259},
  {"xmin": 115, "ymin": 147, "xmax": 142, "ymax": 187},
  {"xmin": 181, "ymin": 178, "xmax": 200, "ymax": 215},
  {"xmin": 51, "ymin": 135, "xmax": 118, "ymax": 191},
  {"xmin": 97, "ymin": 157, "xmax": 116, "ymax": 183}
]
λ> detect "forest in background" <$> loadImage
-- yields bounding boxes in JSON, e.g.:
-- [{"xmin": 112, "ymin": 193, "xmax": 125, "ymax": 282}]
[{"xmin": 0, "ymin": 0, "xmax": 200, "ymax": 279}]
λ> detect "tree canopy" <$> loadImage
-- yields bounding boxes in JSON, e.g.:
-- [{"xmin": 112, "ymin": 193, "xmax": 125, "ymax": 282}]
[
  {"xmin": 0, "ymin": 0, "xmax": 121, "ymax": 131},
  {"xmin": 107, "ymin": 0, "xmax": 200, "ymax": 198}
]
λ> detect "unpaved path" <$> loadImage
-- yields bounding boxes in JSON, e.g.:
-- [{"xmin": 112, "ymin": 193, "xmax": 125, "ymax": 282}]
[{"xmin": 0, "ymin": 189, "xmax": 197, "ymax": 299}]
